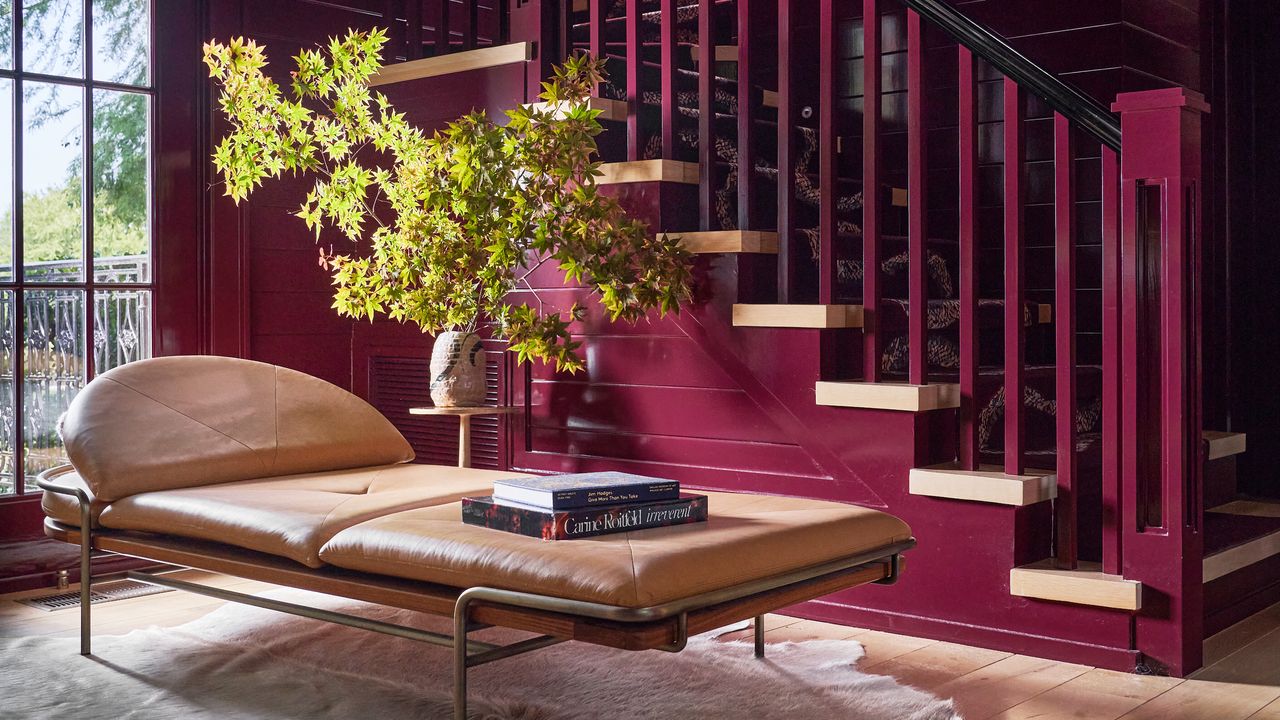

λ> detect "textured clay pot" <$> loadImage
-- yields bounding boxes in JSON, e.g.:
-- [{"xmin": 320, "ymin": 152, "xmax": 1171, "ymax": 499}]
[{"xmin": 429, "ymin": 331, "xmax": 487, "ymax": 407}]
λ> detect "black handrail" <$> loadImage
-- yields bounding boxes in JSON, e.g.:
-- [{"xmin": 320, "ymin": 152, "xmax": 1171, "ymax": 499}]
[{"xmin": 903, "ymin": 0, "xmax": 1122, "ymax": 151}]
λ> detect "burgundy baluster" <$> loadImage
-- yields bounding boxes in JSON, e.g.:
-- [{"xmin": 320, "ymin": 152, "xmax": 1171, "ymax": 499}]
[
  {"xmin": 699, "ymin": 0, "xmax": 715, "ymax": 230},
  {"xmin": 460, "ymin": 0, "xmax": 477, "ymax": 50},
  {"xmin": 862, "ymin": 0, "xmax": 881, "ymax": 381},
  {"xmin": 625, "ymin": 0, "xmax": 641, "ymax": 161},
  {"xmin": 589, "ymin": 0, "xmax": 606, "ymax": 78},
  {"xmin": 776, "ymin": 0, "xmax": 797, "ymax": 292},
  {"xmin": 1054, "ymin": 113, "xmax": 1077, "ymax": 568},
  {"xmin": 406, "ymin": 1, "xmax": 423, "ymax": 59},
  {"xmin": 432, "ymin": 0, "xmax": 449, "ymax": 56},
  {"xmin": 737, "ymin": 0, "xmax": 763, "ymax": 229},
  {"xmin": 957, "ymin": 46, "xmax": 978, "ymax": 469},
  {"xmin": 660, "ymin": 0, "xmax": 677, "ymax": 160},
  {"xmin": 1101, "ymin": 145, "xmax": 1122, "ymax": 574},
  {"xmin": 385, "ymin": 0, "xmax": 405, "ymax": 61},
  {"xmin": 907, "ymin": 10, "xmax": 927, "ymax": 386},
  {"xmin": 1003, "ymin": 77, "xmax": 1024, "ymax": 475},
  {"xmin": 817, "ymin": 0, "xmax": 836, "ymax": 304}
]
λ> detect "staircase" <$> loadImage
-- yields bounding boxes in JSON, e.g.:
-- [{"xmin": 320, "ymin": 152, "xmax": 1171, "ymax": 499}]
[
  {"xmin": 554, "ymin": 0, "xmax": 1229, "ymax": 676},
  {"xmin": 368, "ymin": 0, "xmax": 1269, "ymax": 677}
]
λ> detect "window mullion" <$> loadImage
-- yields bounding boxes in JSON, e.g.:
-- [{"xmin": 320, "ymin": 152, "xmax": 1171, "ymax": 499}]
[
  {"xmin": 12, "ymin": 2, "xmax": 24, "ymax": 495},
  {"xmin": 83, "ymin": 0, "xmax": 96, "ymax": 383}
]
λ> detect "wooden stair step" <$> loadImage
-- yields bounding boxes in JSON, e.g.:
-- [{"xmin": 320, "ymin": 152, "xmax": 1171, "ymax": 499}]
[
  {"xmin": 369, "ymin": 42, "xmax": 533, "ymax": 86},
  {"xmin": 909, "ymin": 463, "xmax": 1056, "ymax": 506},
  {"xmin": 596, "ymin": 159, "xmax": 699, "ymax": 185},
  {"xmin": 1010, "ymin": 560, "xmax": 1143, "ymax": 611},
  {"xmin": 524, "ymin": 96, "xmax": 628, "ymax": 122},
  {"xmin": 732, "ymin": 304, "xmax": 862, "ymax": 329},
  {"xmin": 689, "ymin": 44, "xmax": 740, "ymax": 63},
  {"xmin": 671, "ymin": 230, "xmax": 778, "ymax": 254},
  {"xmin": 1204, "ymin": 430, "xmax": 1247, "ymax": 461},
  {"xmin": 1204, "ymin": 527, "xmax": 1280, "ymax": 583},
  {"xmin": 815, "ymin": 381, "xmax": 959, "ymax": 412}
]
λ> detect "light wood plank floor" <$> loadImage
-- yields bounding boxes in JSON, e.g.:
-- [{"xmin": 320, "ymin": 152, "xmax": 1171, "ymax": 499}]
[{"xmin": 3, "ymin": 570, "xmax": 1279, "ymax": 720}]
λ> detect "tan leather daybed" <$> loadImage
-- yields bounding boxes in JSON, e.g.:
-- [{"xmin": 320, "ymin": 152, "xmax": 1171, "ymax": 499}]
[{"xmin": 39, "ymin": 356, "xmax": 915, "ymax": 719}]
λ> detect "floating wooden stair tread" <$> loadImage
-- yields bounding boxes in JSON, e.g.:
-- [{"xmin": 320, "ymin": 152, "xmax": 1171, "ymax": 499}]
[
  {"xmin": 1203, "ymin": 528, "xmax": 1280, "ymax": 583},
  {"xmin": 1010, "ymin": 560, "xmax": 1142, "ymax": 611},
  {"xmin": 596, "ymin": 159, "xmax": 699, "ymax": 185},
  {"xmin": 732, "ymin": 304, "xmax": 863, "ymax": 329},
  {"xmin": 670, "ymin": 230, "xmax": 778, "ymax": 254},
  {"xmin": 689, "ymin": 44, "xmax": 741, "ymax": 63},
  {"xmin": 910, "ymin": 463, "xmax": 1056, "ymax": 506},
  {"xmin": 524, "ymin": 96, "xmax": 628, "ymax": 122},
  {"xmin": 1204, "ymin": 431, "xmax": 1247, "ymax": 460},
  {"xmin": 815, "ymin": 381, "xmax": 960, "ymax": 412},
  {"xmin": 368, "ymin": 42, "xmax": 533, "ymax": 86}
]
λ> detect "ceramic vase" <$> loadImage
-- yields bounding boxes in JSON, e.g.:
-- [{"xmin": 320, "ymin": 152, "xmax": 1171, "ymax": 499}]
[{"xmin": 429, "ymin": 331, "xmax": 486, "ymax": 407}]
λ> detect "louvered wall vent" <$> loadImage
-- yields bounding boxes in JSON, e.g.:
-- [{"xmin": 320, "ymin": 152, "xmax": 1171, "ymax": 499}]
[
  {"xmin": 369, "ymin": 353, "xmax": 503, "ymax": 469},
  {"xmin": 18, "ymin": 579, "xmax": 171, "ymax": 612}
]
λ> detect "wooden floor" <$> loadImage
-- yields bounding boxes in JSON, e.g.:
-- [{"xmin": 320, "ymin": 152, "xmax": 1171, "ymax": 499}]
[{"xmin": 3, "ymin": 570, "xmax": 1279, "ymax": 720}]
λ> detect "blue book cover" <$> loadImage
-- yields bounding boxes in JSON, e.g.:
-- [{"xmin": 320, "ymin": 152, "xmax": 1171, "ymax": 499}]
[{"xmin": 491, "ymin": 471, "xmax": 680, "ymax": 509}]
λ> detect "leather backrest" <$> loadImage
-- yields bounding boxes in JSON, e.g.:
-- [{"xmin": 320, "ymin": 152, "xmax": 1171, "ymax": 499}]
[{"xmin": 60, "ymin": 356, "xmax": 415, "ymax": 501}]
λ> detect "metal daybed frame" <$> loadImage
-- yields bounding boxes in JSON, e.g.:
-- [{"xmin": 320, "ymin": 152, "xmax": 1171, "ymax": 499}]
[{"xmin": 39, "ymin": 466, "xmax": 914, "ymax": 720}]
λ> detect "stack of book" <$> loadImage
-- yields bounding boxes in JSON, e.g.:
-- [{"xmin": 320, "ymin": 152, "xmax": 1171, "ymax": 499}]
[{"xmin": 461, "ymin": 472, "xmax": 708, "ymax": 541}]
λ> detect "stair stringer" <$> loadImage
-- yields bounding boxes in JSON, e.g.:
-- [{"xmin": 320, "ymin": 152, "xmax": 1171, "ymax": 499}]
[{"xmin": 668, "ymin": 297, "xmax": 892, "ymax": 508}]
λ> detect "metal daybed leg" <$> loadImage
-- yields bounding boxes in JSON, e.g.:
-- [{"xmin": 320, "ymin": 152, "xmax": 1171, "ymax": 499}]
[
  {"xmin": 453, "ymin": 594, "xmax": 473, "ymax": 720},
  {"xmin": 78, "ymin": 494, "xmax": 92, "ymax": 655},
  {"xmin": 36, "ymin": 467, "xmax": 95, "ymax": 655},
  {"xmin": 754, "ymin": 615, "xmax": 765, "ymax": 658}
]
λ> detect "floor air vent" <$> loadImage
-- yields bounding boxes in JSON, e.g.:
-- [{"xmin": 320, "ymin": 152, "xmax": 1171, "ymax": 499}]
[{"xmin": 18, "ymin": 579, "xmax": 172, "ymax": 611}]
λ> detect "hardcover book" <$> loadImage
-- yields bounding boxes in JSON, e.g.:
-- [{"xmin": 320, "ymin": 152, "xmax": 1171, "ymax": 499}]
[
  {"xmin": 462, "ymin": 493, "xmax": 708, "ymax": 541},
  {"xmin": 491, "ymin": 471, "xmax": 680, "ymax": 509}
]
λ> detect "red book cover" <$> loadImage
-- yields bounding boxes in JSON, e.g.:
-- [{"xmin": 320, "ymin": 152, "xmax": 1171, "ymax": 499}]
[{"xmin": 461, "ymin": 493, "xmax": 708, "ymax": 540}]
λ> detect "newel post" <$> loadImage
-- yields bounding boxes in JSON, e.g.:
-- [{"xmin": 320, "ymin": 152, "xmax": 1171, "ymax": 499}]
[{"xmin": 1112, "ymin": 87, "xmax": 1208, "ymax": 676}]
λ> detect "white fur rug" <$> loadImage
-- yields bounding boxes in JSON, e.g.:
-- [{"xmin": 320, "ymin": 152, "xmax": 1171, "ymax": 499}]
[{"xmin": 3, "ymin": 588, "xmax": 960, "ymax": 719}]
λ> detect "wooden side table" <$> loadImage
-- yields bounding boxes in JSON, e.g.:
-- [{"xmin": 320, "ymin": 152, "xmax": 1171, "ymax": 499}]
[{"xmin": 408, "ymin": 406, "xmax": 521, "ymax": 468}]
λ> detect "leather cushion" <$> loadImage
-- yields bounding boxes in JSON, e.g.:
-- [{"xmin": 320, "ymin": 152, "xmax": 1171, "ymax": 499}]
[
  {"xmin": 319, "ymin": 491, "xmax": 912, "ymax": 607},
  {"xmin": 98, "ymin": 464, "xmax": 523, "ymax": 568},
  {"xmin": 60, "ymin": 356, "xmax": 415, "ymax": 502},
  {"xmin": 41, "ymin": 471, "xmax": 107, "ymax": 528}
]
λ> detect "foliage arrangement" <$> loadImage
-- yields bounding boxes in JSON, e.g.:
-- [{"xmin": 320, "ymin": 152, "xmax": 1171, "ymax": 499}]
[{"xmin": 203, "ymin": 29, "xmax": 692, "ymax": 372}]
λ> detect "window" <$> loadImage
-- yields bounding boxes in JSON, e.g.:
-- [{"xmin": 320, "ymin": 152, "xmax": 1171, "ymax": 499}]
[{"xmin": 0, "ymin": 0, "xmax": 153, "ymax": 495}]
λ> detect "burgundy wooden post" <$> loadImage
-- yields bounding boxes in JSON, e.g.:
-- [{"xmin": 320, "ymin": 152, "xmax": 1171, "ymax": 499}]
[
  {"xmin": 1101, "ymin": 145, "xmax": 1122, "ymax": 574},
  {"xmin": 906, "ymin": 10, "xmax": 927, "ymax": 385},
  {"xmin": 1114, "ymin": 87, "xmax": 1208, "ymax": 676},
  {"xmin": 957, "ymin": 46, "xmax": 978, "ymax": 469},
  {"xmin": 1003, "ymin": 78, "xmax": 1024, "ymax": 475},
  {"xmin": 432, "ymin": 0, "xmax": 449, "ymax": 57},
  {"xmin": 659, "ymin": 0, "xmax": 677, "ymax": 160},
  {"xmin": 1053, "ymin": 113, "xmax": 1077, "ymax": 568},
  {"xmin": 862, "ymin": 0, "xmax": 881, "ymax": 381},
  {"xmin": 737, "ymin": 0, "xmax": 763, "ymax": 229},
  {"xmin": 698, "ymin": 0, "xmax": 715, "ymax": 231},
  {"xmin": 776, "ymin": 0, "xmax": 797, "ymax": 297},
  {"xmin": 817, "ymin": 0, "xmax": 836, "ymax": 304}
]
